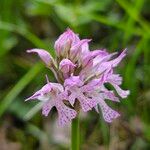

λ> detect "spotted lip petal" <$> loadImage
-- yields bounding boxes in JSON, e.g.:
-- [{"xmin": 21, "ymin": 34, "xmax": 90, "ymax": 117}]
[
  {"xmin": 27, "ymin": 49, "xmax": 52, "ymax": 66},
  {"xmin": 42, "ymin": 98, "xmax": 77, "ymax": 126}
]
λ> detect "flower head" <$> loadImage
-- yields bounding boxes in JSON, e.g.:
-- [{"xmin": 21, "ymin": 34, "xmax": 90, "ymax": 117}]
[{"xmin": 26, "ymin": 28, "xmax": 129, "ymax": 126}]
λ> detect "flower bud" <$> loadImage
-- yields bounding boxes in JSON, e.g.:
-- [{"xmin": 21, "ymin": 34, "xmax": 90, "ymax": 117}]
[{"xmin": 54, "ymin": 28, "xmax": 80, "ymax": 57}]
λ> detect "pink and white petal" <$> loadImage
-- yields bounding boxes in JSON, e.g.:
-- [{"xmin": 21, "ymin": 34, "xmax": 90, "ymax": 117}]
[
  {"xmin": 91, "ymin": 49, "xmax": 109, "ymax": 57},
  {"xmin": 68, "ymin": 93, "xmax": 76, "ymax": 106},
  {"xmin": 111, "ymin": 83, "xmax": 130, "ymax": 98},
  {"xmin": 64, "ymin": 76, "xmax": 83, "ymax": 87},
  {"xmin": 81, "ymin": 40, "xmax": 91, "ymax": 54},
  {"xmin": 93, "ymin": 52, "xmax": 117, "ymax": 67},
  {"xmin": 100, "ymin": 91, "xmax": 120, "ymax": 102},
  {"xmin": 59, "ymin": 59, "xmax": 76, "ymax": 73},
  {"xmin": 81, "ymin": 79, "xmax": 103, "ymax": 92},
  {"xmin": 42, "ymin": 100, "xmax": 55, "ymax": 117},
  {"xmin": 106, "ymin": 49, "xmax": 127, "ymax": 68},
  {"xmin": 107, "ymin": 74, "xmax": 122, "ymax": 85},
  {"xmin": 25, "ymin": 83, "xmax": 52, "ymax": 101},
  {"xmin": 27, "ymin": 49, "xmax": 52, "ymax": 66},
  {"xmin": 81, "ymin": 50, "xmax": 109, "ymax": 68},
  {"xmin": 50, "ymin": 83, "xmax": 64, "ymax": 93},
  {"xmin": 81, "ymin": 54, "xmax": 92, "ymax": 67},
  {"xmin": 25, "ymin": 91, "xmax": 41, "ymax": 101},
  {"xmin": 70, "ymin": 39, "xmax": 91, "ymax": 60}
]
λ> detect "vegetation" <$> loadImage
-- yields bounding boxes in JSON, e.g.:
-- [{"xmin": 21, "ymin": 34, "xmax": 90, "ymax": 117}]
[{"xmin": 0, "ymin": 0, "xmax": 150, "ymax": 149}]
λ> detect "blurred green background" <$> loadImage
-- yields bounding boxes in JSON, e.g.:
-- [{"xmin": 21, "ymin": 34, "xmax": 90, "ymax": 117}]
[{"xmin": 0, "ymin": 0, "xmax": 150, "ymax": 149}]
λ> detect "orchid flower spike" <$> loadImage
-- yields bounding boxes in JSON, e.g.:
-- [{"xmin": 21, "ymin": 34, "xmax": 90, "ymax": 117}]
[{"xmin": 26, "ymin": 28, "xmax": 129, "ymax": 126}]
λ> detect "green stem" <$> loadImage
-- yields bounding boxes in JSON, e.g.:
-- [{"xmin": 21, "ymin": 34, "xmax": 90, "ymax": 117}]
[{"xmin": 71, "ymin": 115, "xmax": 80, "ymax": 150}]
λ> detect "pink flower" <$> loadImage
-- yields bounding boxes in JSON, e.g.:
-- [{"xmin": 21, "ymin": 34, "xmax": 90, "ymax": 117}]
[
  {"xmin": 26, "ymin": 28, "xmax": 129, "ymax": 125},
  {"xmin": 26, "ymin": 81, "xmax": 77, "ymax": 126},
  {"xmin": 64, "ymin": 76, "xmax": 99, "ymax": 111}
]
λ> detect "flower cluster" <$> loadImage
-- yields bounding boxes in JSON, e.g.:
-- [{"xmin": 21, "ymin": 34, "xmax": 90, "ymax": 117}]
[{"xmin": 26, "ymin": 29, "xmax": 129, "ymax": 126}]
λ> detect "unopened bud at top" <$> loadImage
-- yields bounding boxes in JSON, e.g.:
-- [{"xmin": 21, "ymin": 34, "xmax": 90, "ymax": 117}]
[{"xmin": 54, "ymin": 28, "xmax": 80, "ymax": 57}]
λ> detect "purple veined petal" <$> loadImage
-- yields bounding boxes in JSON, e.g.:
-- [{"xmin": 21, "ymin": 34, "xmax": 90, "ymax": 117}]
[
  {"xmin": 99, "ymin": 84, "xmax": 120, "ymax": 102},
  {"xmin": 80, "ymin": 52, "xmax": 116, "ymax": 80},
  {"xmin": 109, "ymin": 49, "xmax": 127, "ymax": 67},
  {"xmin": 42, "ymin": 100, "xmax": 55, "ymax": 116},
  {"xmin": 50, "ymin": 83, "xmax": 64, "ymax": 93},
  {"xmin": 81, "ymin": 53, "xmax": 92, "ymax": 67},
  {"xmin": 54, "ymin": 28, "xmax": 80, "ymax": 56},
  {"xmin": 25, "ymin": 83, "xmax": 52, "ymax": 101},
  {"xmin": 25, "ymin": 82, "xmax": 64, "ymax": 102},
  {"xmin": 81, "ymin": 50, "xmax": 108, "ymax": 68},
  {"xmin": 81, "ymin": 78, "xmax": 103, "ymax": 92},
  {"xmin": 97, "ymin": 49, "xmax": 127, "ymax": 73},
  {"xmin": 25, "ymin": 91, "xmax": 41, "ymax": 101},
  {"xmin": 57, "ymin": 101, "xmax": 77, "ymax": 126},
  {"xmin": 97, "ymin": 99, "xmax": 120, "ymax": 123},
  {"xmin": 70, "ymin": 39, "xmax": 91, "ymax": 61},
  {"xmin": 107, "ymin": 74, "xmax": 122, "ymax": 85},
  {"xmin": 100, "ymin": 91, "xmax": 120, "ymax": 102},
  {"xmin": 59, "ymin": 59, "xmax": 76, "ymax": 74},
  {"xmin": 91, "ymin": 49, "xmax": 109, "ymax": 57},
  {"xmin": 111, "ymin": 83, "xmax": 130, "ymax": 98},
  {"xmin": 27, "ymin": 49, "xmax": 52, "ymax": 66},
  {"xmin": 81, "ymin": 40, "xmax": 91, "ymax": 54},
  {"xmin": 79, "ymin": 59, "xmax": 93, "ymax": 77},
  {"xmin": 64, "ymin": 76, "xmax": 84, "ymax": 87},
  {"xmin": 93, "ymin": 52, "xmax": 118, "ymax": 67}
]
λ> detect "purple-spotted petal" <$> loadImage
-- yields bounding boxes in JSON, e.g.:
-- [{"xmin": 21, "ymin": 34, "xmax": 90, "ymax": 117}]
[
  {"xmin": 27, "ymin": 49, "xmax": 52, "ymax": 66},
  {"xmin": 79, "ymin": 97, "xmax": 98, "ymax": 112},
  {"xmin": 98, "ymin": 100, "xmax": 120, "ymax": 123},
  {"xmin": 107, "ymin": 74, "xmax": 122, "ymax": 85},
  {"xmin": 57, "ymin": 102, "xmax": 77, "ymax": 126}
]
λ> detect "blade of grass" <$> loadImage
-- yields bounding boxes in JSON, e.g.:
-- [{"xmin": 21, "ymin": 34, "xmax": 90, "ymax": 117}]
[
  {"xmin": 115, "ymin": 0, "xmax": 150, "ymax": 35},
  {"xmin": 0, "ymin": 62, "xmax": 44, "ymax": 117},
  {"xmin": 123, "ymin": 36, "xmax": 147, "ymax": 112},
  {"xmin": 24, "ymin": 102, "xmax": 43, "ymax": 121},
  {"xmin": 87, "ymin": 14, "xmax": 142, "ymax": 37},
  {"xmin": 123, "ymin": 0, "xmax": 145, "ymax": 45},
  {"xmin": 0, "ymin": 21, "xmax": 54, "ymax": 55}
]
